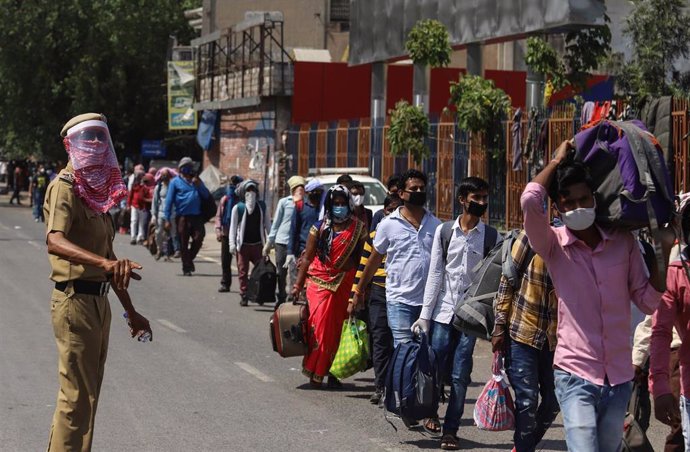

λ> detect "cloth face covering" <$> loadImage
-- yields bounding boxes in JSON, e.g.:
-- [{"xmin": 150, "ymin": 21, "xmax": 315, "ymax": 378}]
[
  {"xmin": 406, "ymin": 190, "xmax": 426, "ymax": 207},
  {"xmin": 63, "ymin": 120, "xmax": 127, "ymax": 213},
  {"xmin": 245, "ymin": 191, "xmax": 257, "ymax": 214}
]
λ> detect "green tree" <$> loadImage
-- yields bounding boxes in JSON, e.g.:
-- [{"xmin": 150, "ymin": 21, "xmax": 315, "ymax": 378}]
[
  {"xmin": 617, "ymin": 0, "xmax": 690, "ymax": 101},
  {"xmin": 525, "ymin": 17, "xmax": 611, "ymax": 93},
  {"xmin": 388, "ymin": 100, "xmax": 430, "ymax": 165},
  {"xmin": 405, "ymin": 19, "xmax": 452, "ymax": 68},
  {"xmin": 0, "ymin": 0, "xmax": 198, "ymax": 160},
  {"xmin": 448, "ymin": 74, "xmax": 511, "ymax": 156}
]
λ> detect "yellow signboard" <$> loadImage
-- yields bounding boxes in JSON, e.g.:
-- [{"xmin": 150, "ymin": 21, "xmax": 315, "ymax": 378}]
[{"xmin": 167, "ymin": 61, "xmax": 197, "ymax": 130}]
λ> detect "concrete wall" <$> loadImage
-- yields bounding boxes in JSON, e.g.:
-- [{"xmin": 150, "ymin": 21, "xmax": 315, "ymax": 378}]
[
  {"xmin": 203, "ymin": 98, "xmax": 292, "ymax": 209},
  {"xmin": 202, "ymin": 0, "xmax": 328, "ymax": 50}
]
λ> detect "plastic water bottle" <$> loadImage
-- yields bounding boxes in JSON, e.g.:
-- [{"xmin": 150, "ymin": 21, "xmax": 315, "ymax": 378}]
[{"xmin": 123, "ymin": 312, "xmax": 152, "ymax": 343}]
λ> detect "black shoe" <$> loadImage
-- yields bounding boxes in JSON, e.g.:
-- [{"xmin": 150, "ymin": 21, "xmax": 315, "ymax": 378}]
[
  {"xmin": 240, "ymin": 297, "xmax": 248, "ymax": 307},
  {"xmin": 183, "ymin": 271, "xmax": 192, "ymax": 276},
  {"xmin": 326, "ymin": 375, "xmax": 343, "ymax": 390},
  {"xmin": 218, "ymin": 284, "xmax": 230, "ymax": 293},
  {"xmin": 130, "ymin": 239, "xmax": 137, "ymax": 245},
  {"xmin": 369, "ymin": 388, "xmax": 384, "ymax": 404}
]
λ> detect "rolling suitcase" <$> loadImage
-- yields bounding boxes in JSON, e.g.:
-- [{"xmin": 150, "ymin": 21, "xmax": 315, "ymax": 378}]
[{"xmin": 270, "ymin": 299, "xmax": 309, "ymax": 358}]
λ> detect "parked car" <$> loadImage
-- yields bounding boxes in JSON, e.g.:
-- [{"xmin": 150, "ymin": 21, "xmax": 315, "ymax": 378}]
[{"xmin": 308, "ymin": 168, "xmax": 388, "ymax": 213}]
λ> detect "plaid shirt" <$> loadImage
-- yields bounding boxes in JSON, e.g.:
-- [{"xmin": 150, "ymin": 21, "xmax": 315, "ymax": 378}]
[{"xmin": 493, "ymin": 230, "xmax": 557, "ymax": 351}]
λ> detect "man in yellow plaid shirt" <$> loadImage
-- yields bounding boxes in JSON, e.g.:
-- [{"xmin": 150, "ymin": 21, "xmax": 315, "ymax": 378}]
[
  {"xmin": 492, "ymin": 229, "xmax": 560, "ymax": 452},
  {"xmin": 350, "ymin": 194, "xmax": 401, "ymax": 404}
]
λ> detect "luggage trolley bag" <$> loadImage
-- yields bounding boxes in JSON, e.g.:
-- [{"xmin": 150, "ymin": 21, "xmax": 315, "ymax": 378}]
[
  {"xmin": 247, "ymin": 256, "xmax": 277, "ymax": 305},
  {"xmin": 270, "ymin": 299, "xmax": 309, "ymax": 358}
]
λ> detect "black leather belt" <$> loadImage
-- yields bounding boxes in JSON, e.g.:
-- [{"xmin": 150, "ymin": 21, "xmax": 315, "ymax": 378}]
[{"xmin": 55, "ymin": 280, "xmax": 110, "ymax": 296}]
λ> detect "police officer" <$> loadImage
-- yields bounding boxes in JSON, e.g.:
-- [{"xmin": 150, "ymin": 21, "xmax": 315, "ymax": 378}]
[{"xmin": 44, "ymin": 113, "xmax": 152, "ymax": 452}]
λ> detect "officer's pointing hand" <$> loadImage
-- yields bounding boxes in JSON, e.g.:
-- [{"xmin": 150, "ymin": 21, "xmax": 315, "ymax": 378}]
[{"xmin": 108, "ymin": 259, "xmax": 143, "ymax": 290}]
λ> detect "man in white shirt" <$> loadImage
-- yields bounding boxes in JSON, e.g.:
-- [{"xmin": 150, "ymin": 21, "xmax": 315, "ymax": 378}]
[
  {"xmin": 412, "ymin": 176, "xmax": 498, "ymax": 450},
  {"xmin": 350, "ymin": 169, "xmax": 441, "ymax": 347}
]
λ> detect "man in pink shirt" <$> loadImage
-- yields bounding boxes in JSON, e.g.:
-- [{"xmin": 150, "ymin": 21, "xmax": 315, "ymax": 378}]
[
  {"xmin": 650, "ymin": 205, "xmax": 690, "ymax": 450},
  {"xmin": 520, "ymin": 140, "xmax": 669, "ymax": 452}
]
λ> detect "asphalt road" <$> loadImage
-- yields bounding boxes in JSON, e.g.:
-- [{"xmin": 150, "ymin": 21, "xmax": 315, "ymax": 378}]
[{"xmin": 0, "ymin": 198, "xmax": 673, "ymax": 451}]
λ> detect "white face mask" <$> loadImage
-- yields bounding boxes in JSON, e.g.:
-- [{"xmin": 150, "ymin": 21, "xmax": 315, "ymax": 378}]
[
  {"xmin": 245, "ymin": 191, "xmax": 257, "ymax": 214},
  {"xmin": 560, "ymin": 202, "xmax": 596, "ymax": 231},
  {"xmin": 352, "ymin": 194, "xmax": 364, "ymax": 207}
]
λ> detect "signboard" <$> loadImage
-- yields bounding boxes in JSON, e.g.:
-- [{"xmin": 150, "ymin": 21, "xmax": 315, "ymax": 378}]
[
  {"xmin": 349, "ymin": 0, "xmax": 607, "ymax": 65},
  {"xmin": 167, "ymin": 61, "xmax": 198, "ymax": 130},
  {"xmin": 141, "ymin": 140, "xmax": 166, "ymax": 158}
]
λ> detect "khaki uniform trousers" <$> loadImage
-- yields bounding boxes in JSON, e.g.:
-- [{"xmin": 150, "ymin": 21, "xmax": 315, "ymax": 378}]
[{"xmin": 47, "ymin": 285, "xmax": 111, "ymax": 452}]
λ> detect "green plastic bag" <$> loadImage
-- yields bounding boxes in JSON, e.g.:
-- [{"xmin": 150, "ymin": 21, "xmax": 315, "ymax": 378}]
[{"xmin": 329, "ymin": 318, "xmax": 370, "ymax": 380}]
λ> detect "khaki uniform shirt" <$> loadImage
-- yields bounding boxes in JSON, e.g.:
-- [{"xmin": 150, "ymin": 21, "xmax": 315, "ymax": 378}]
[{"xmin": 43, "ymin": 166, "xmax": 114, "ymax": 282}]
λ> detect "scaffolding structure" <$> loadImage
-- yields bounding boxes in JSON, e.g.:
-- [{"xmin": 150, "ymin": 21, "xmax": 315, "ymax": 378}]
[{"xmin": 193, "ymin": 11, "xmax": 294, "ymax": 111}]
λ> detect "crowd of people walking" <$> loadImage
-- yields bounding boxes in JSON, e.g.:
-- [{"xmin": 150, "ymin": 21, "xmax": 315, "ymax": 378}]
[{"xmin": 34, "ymin": 112, "xmax": 690, "ymax": 452}]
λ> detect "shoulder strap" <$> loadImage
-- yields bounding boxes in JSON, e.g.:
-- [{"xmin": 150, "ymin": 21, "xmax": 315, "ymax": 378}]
[
  {"xmin": 236, "ymin": 202, "xmax": 245, "ymax": 223},
  {"xmin": 483, "ymin": 225, "xmax": 498, "ymax": 258},
  {"xmin": 440, "ymin": 221, "xmax": 454, "ymax": 264}
]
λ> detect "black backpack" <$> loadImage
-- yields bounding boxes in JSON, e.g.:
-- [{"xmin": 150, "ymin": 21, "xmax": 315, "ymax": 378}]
[{"xmin": 247, "ymin": 257, "xmax": 277, "ymax": 305}]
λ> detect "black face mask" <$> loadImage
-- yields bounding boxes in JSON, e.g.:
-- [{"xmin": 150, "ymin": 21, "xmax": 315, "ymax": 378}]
[
  {"xmin": 466, "ymin": 200, "xmax": 488, "ymax": 217},
  {"xmin": 308, "ymin": 193, "xmax": 321, "ymax": 205},
  {"xmin": 405, "ymin": 191, "xmax": 427, "ymax": 207}
]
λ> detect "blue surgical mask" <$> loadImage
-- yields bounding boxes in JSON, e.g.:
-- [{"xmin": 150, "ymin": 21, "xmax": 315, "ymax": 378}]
[{"xmin": 332, "ymin": 206, "xmax": 349, "ymax": 219}]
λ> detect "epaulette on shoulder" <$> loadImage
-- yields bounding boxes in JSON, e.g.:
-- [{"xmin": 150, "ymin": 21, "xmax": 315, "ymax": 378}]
[{"xmin": 58, "ymin": 172, "xmax": 75, "ymax": 185}]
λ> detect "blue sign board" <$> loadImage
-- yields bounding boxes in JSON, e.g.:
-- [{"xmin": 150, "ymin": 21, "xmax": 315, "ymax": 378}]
[{"xmin": 141, "ymin": 140, "xmax": 166, "ymax": 158}]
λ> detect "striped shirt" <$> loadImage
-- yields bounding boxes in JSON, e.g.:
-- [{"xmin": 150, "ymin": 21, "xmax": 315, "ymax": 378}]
[
  {"xmin": 349, "ymin": 231, "xmax": 386, "ymax": 302},
  {"xmin": 493, "ymin": 230, "xmax": 557, "ymax": 351}
]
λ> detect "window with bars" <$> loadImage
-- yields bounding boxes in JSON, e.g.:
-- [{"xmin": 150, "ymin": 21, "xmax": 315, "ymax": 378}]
[{"xmin": 330, "ymin": 0, "xmax": 350, "ymax": 22}]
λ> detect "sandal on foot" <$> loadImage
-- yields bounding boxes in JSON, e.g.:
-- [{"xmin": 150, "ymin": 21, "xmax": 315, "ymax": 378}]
[
  {"xmin": 423, "ymin": 417, "xmax": 442, "ymax": 435},
  {"xmin": 440, "ymin": 434, "xmax": 460, "ymax": 451}
]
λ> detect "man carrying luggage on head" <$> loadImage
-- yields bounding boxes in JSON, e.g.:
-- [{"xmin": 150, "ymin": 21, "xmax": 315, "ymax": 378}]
[
  {"xmin": 410, "ymin": 177, "xmax": 499, "ymax": 450},
  {"xmin": 228, "ymin": 180, "xmax": 270, "ymax": 306},
  {"xmin": 521, "ymin": 140, "xmax": 672, "ymax": 452},
  {"xmin": 492, "ymin": 230, "xmax": 560, "ymax": 452},
  {"xmin": 264, "ymin": 175, "xmax": 305, "ymax": 307}
]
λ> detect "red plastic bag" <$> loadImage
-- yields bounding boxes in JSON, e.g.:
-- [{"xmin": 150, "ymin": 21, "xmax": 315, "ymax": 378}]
[{"xmin": 474, "ymin": 352, "xmax": 515, "ymax": 431}]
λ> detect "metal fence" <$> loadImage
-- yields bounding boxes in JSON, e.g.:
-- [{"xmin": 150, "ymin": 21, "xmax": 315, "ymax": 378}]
[{"xmin": 286, "ymin": 101, "xmax": 690, "ymax": 227}]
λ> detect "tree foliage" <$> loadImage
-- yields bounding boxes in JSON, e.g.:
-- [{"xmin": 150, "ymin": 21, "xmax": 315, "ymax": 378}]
[
  {"xmin": 448, "ymin": 74, "xmax": 511, "ymax": 155},
  {"xmin": 388, "ymin": 100, "xmax": 430, "ymax": 165},
  {"xmin": 617, "ymin": 0, "xmax": 690, "ymax": 101},
  {"xmin": 525, "ymin": 17, "xmax": 611, "ymax": 92},
  {"xmin": 0, "ymin": 0, "xmax": 198, "ymax": 160},
  {"xmin": 405, "ymin": 19, "xmax": 452, "ymax": 68}
]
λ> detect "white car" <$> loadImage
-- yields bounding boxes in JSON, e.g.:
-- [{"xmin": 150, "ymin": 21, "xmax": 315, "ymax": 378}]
[{"xmin": 308, "ymin": 171, "xmax": 389, "ymax": 214}]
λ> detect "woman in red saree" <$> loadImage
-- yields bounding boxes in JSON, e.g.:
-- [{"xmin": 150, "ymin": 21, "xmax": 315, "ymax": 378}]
[{"xmin": 291, "ymin": 184, "xmax": 367, "ymax": 388}]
